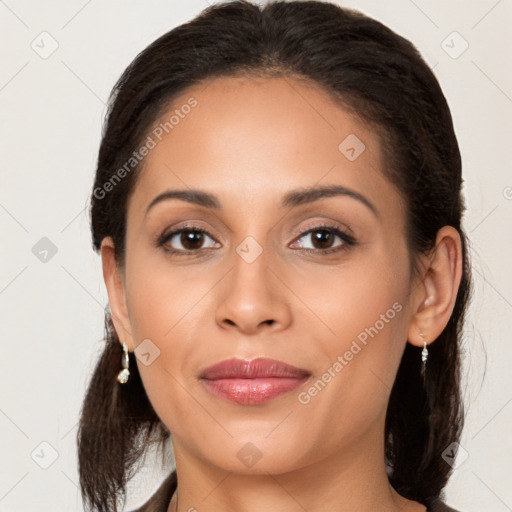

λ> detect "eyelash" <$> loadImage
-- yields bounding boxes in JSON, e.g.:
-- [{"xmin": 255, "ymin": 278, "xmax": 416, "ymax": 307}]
[{"xmin": 155, "ymin": 223, "xmax": 356, "ymax": 257}]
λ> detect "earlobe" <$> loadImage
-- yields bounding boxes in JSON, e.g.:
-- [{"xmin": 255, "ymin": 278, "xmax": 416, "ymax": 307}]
[
  {"xmin": 407, "ymin": 225, "xmax": 463, "ymax": 348},
  {"xmin": 100, "ymin": 237, "xmax": 134, "ymax": 350}
]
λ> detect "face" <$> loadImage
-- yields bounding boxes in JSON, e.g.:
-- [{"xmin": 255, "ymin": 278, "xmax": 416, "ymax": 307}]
[{"xmin": 110, "ymin": 75, "xmax": 423, "ymax": 475}]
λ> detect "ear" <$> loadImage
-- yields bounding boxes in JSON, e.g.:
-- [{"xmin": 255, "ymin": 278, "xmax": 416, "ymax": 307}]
[
  {"xmin": 101, "ymin": 237, "xmax": 134, "ymax": 351},
  {"xmin": 407, "ymin": 225, "xmax": 463, "ymax": 348}
]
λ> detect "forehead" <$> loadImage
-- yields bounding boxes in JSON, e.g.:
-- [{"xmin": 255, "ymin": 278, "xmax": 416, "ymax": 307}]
[{"xmin": 128, "ymin": 74, "xmax": 399, "ymax": 218}]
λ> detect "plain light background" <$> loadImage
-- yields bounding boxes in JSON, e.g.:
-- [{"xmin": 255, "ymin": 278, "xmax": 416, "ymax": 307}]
[{"xmin": 1, "ymin": 0, "xmax": 511, "ymax": 511}]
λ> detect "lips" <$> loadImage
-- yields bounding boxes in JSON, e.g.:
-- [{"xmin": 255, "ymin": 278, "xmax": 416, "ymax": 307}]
[
  {"xmin": 199, "ymin": 357, "xmax": 311, "ymax": 405},
  {"xmin": 199, "ymin": 357, "xmax": 311, "ymax": 380}
]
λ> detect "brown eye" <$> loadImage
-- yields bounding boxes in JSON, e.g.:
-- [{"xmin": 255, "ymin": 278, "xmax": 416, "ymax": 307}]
[
  {"xmin": 179, "ymin": 230, "xmax": 206, "ymax": 250},
  {"xmin": 309, "ymin": 230, "xmax": 336, "ymax": 250},
  {"xmin": 159, "ymin": 227, "xmax": 220, "ymax": 254},
  {"xmin": 293, "ymin": 228, "xmax": 347, "ymax": 251},
  {"xmin": 289, "ymin": 225, "xmax": 356, "ymax": 254}
]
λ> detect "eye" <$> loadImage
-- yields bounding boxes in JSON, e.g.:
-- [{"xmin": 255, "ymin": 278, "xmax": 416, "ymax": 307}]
[
  {"xmin": 290, "ymin": 225, "xmax": 355, "ymax": 254},
  {"xmin": 156, "ymin": 223, "xmax": 355, "ymax": 257},
  {"xmin": 157, "ymin": 226, "xmax": 220, "ymax": 255}
]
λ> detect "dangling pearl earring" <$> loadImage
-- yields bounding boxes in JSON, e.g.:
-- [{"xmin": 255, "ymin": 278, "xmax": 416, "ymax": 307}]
[
  {"xmin": 421, "ymin": 339, "xmax": 428, "ymax": 364},
  {"xmin": 117, "ymin": 342, "xmax": 130, "ymax": 384},
  {"xmin": 419, "ymin": 332, "xmax": 428, "ymax": 380}
]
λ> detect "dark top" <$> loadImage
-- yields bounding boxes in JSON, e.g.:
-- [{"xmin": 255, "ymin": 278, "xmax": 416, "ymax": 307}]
[{"xmin": 130, "ymin": 470, "xmax": 461, "ymax": 512}]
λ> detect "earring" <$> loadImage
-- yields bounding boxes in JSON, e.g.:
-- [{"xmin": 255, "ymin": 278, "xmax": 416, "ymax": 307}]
[
  {"xmin": 419, "ymin": 332, "xmax": 428, "ymax": 379},
  {"xmin": 421, "ymin": 340, "xmax": 428, "ymax": 364},
  {"xmin": 117, "ymin": 342, "xmax": 130, "ymax": 384}
]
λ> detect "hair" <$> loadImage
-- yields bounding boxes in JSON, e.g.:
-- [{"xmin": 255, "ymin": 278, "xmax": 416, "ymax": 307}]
[{"xmin": 78, "ymin": 1, "xmax": 472, "ymax": 511}]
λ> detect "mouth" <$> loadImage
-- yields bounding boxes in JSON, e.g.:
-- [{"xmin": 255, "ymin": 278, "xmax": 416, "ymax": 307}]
[{"xmin": 198, "ymin": 357, "xmax": 311, "ymax": 405}]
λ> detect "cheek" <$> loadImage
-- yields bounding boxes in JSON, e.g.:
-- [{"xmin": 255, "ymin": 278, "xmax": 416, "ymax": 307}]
[
  {"xmin": 124, "ymin": 245, "xmax": 216, "ymax": 340},
  {"xmin": 295, "ymin": 247, "xmax": 410, "ymax": 398},
  {"xmin": 123, "ymin": 256, "xmax": 221, "ymax": 433},
  {"xmin": 296, "ymin": 247, "xmax": 410, "ymax": 360}
]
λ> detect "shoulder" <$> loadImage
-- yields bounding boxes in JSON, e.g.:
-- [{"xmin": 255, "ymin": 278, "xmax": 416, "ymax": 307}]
[{"xmin": 129, "ymin": 470, "xmax": 177, "ymax": 512}]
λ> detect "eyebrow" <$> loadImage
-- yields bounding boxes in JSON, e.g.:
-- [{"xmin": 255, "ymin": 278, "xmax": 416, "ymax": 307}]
[{"xmin": 145, "ymin": 184, "xmax": 379, "ymax": 218}]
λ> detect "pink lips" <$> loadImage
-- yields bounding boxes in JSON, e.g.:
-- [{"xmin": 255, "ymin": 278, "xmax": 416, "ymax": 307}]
[{"xmin": 199, "ymin": 357, "xmax": 311, "ymax": 405}]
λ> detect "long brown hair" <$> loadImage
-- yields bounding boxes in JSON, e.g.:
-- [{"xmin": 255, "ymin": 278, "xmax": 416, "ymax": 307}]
[{"xmin": 78, "ymin": 1, "xmax": 472, "ymax": 510}]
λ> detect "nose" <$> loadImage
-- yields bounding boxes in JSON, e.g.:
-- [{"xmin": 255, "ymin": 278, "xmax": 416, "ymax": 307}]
[{"xmin": 214, "ymin": 247, "xmax": 292, "ymax": 335}]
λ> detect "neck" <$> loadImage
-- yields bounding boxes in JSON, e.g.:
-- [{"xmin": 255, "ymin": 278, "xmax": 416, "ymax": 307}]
[{"xmin": 167, "ymin": 427, "xmax": 426, "ymax": 512}]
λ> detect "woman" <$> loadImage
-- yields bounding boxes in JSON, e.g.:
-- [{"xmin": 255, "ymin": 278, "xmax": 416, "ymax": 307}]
[{"xmin": 77, "ymin": 1, "xmax": 471, "ymax": 511}]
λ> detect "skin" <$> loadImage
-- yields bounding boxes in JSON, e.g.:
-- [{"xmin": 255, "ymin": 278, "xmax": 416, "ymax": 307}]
[{"xmin": 101, "ymin": 75, "xmax": 463, "ymax": 512}]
